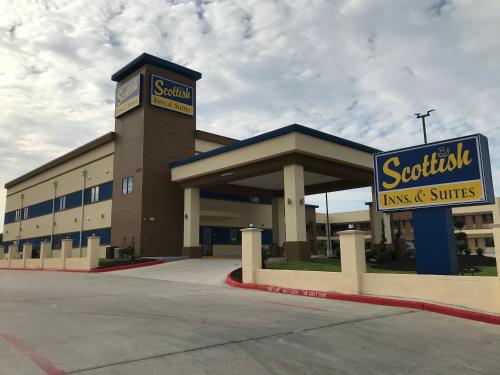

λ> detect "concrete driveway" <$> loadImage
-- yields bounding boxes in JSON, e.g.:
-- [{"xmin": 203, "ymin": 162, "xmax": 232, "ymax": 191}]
[
  {"xmin": 0, "ymin": 266, "xmax": 499, "ymax": 374},
  {"xmin": 108, "ymin": 258, "xmax": 241, "ymax": 285}
]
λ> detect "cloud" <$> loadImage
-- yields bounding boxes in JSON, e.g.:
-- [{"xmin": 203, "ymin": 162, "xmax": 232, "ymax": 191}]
[{"xmin": 1, "ymin": 0, "xmax": 500, "ymax": 227}]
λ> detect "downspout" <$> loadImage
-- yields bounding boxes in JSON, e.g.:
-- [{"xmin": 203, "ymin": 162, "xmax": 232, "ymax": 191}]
[
  {"xmin": 50, "ymin": 180, "xmax": 57, "ymax": 257},
  {"xmin": 79, "ymin": 169, "xmax": 87, "ymax": 257}
]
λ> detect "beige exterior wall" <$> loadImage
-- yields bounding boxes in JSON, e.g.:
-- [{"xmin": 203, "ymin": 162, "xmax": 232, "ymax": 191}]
[
  {"xmin": 200, "ymin": 198, "xmax": 272, "ymax": 229},
  {"xmin": 195, "ymin": 139, "xmax": 226, "ymax": 153},
  {"xmin": 3, "ymin": 142, "xmax": 114, "ymax": 245},
  {"xmin": 316, "ymin": 198, "xmax": 500, "ymax": 254}
]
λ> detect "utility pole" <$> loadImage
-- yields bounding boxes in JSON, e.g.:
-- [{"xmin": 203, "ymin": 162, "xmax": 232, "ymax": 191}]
[{"xmin": 414, "ymin": 109, "xmax": 435, "ymax": 144}]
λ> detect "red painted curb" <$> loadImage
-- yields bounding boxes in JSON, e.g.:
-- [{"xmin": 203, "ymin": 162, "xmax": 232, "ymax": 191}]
[
  {"xmin": 226, "ymin": 270, "xmax": 500, "ymax": 325},
  {"xmin": 91, "ymin": 259, "xmax": 165, "ymax": 272}
]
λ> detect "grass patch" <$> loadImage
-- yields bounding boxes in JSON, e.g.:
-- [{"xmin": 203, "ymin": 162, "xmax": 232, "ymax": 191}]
[
  {"xmin": 267, "ymin": 257, "xmax": 497, "ymax": 276},
  {"xmin": 268, "ymin": 258, "xmax": 341, "ymax": 272}
]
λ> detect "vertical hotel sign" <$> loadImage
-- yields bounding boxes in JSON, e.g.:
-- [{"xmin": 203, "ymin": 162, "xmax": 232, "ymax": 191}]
[
  {"xmin": 115, "ymin": 74, "xmax": 142, "ymax": 117},
  {"xmin": 150, "ymin": 74, "xmax": 194, "ymax": 116},
  {"xmin": 374, "ymin": 135, "xmax": 494, "ymax": 211}
]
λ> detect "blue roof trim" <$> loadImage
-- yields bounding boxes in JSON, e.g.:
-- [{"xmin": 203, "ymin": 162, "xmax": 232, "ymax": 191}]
[
  {"xmin": 111, "ymin": 53, "xmax": 202, "ymax": 82},
  {"xmin": 305, "ymin": 204, "xmax": 319, "ymax": 209},
  {"xmin": 169, "ymin": 124, "xmax": 381, "ymax": 168}
]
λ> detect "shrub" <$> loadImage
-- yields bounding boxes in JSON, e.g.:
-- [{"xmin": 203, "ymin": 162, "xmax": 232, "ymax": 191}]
[
  {"xmin": 375, "ymin": 250, "xmax": 391, "ymax": 263},
  {"xmin": 464, "ymin": 248, "xmax": 471, "ymax": 256},
  {"xmin": 261, "ymin": 246, "xmax": 271, "ymax": 269},
  {"xmin": 122, "ymin": 245, "xmax": 135, "ymax": 260},
  {"xmin": 476, "ymin": 247, "xmax": 485, "ymax": 256}
]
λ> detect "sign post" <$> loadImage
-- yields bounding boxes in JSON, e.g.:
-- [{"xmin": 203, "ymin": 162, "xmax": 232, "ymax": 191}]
[{"xmin": 374, "ymin": 134, "xmax": 494, "ymax": 275}]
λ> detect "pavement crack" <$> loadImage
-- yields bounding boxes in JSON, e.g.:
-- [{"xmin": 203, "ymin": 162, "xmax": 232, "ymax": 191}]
[{"xmin": 66, "ymin": 309, "xmax": 418, "ymax": 374}]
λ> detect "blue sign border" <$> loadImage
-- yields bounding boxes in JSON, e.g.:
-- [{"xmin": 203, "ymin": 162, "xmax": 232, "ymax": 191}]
[{"xmin": 373, "ymin": 134, "xmax": 494, "ymax": 212}]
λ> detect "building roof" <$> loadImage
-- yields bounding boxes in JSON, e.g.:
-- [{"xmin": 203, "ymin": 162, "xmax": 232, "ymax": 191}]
[
  {"xmin": 4, "ymin": 132, "xmax": 116, "ymax": 189},
  {"xmin": 111, "ymin": 53, "xmax": 202, "ymax": 82},
  {"xmin": 170, "ymin": 124, "xmax": 381, "ymax": 168}
]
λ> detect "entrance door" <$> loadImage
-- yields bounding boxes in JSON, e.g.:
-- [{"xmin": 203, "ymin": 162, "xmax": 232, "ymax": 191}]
[{"xmin": 202, "ymin": 227, "xmax": 213, "ymax": 256}]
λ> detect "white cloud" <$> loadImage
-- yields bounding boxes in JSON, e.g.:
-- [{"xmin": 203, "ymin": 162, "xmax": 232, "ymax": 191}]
[{"xmin": 1, "ymin": 0, "xmax": 500, "ymax": 228}]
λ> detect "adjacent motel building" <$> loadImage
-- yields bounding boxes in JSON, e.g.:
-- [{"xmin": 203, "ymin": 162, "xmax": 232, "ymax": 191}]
[{"xmin": 3, "ymin": 53, "xmax": 499, "ymax": 259}]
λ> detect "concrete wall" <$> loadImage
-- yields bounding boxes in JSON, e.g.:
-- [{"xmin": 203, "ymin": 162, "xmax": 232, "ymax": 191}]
[{"xmin": 243, "ymin": 230, "xmax": 500, "ymax": 315}]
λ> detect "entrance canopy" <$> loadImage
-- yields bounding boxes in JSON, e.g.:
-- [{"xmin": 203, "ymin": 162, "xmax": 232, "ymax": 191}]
[
  {"xmin": 171, "ymin": 124, "xmax": 379, "ymax": 196},
  {"xmin": 170, "ymin": 124, "xmax": 381, "ymax": 260}
]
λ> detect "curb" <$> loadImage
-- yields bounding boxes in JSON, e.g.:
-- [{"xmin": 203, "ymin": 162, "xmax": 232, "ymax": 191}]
[{"xmin": 226, "ymin": 270, "xmax": 500, "ymax": 325}]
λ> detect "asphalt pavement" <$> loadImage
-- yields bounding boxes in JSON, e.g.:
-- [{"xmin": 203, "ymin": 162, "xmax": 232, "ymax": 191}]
[{"xmin": 0, "ymin": 262, "xmax": 499, "ymax": 374}]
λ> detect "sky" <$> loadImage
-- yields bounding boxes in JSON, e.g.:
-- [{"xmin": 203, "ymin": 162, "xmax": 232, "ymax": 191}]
[{"xmin": 1, "ymin": 0, "xmax": 500, "ymax": 231}]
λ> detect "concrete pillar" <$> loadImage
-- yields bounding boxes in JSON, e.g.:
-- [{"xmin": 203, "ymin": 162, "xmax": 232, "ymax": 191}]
[
  {"xmin": 87, "ymin": 235, "xmax": 100, "ymax": 270},
  {"xmin": 182, "ymin": 187, "xmax": 201, "ymax": 258},
  {"xmin": 40, "ymin": 241, "xmax": 51, "ymax": 269},
  {"xmin": 491, "ymin": 225, "xmax": 500, "ymax": 281},
  {"xmin": 22, "ymin": 243, "xmax": 32, "ymax": 268},
  {"xmin": 241, "ymin": 228, "xmax": 263, "ymax": 283},
  {"xmin": 61, "ymin": 238, "xmax": 72, "ymax": 269},
  {"xmin": 8, "ymin": 244, "xmax": 17, "ymax": 268},
  {"xmin": 271, "ymin": 197, "xmax": 285, "ymax": 251},
  {"xmin": 339, "ymin": 230, "xmax": 366, "ymax": 294},
  {"xmin": 283, "ymin": 164, "xmax": 310, "ymax": 261}
]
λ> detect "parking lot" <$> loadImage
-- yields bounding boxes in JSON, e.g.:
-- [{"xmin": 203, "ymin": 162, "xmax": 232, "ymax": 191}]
[{"xmin": 0, "ymin": 264, "xmax": 499, "ymax": 374}]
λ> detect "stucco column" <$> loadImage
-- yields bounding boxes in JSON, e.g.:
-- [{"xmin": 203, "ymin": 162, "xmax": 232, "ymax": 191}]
[
  {"xmin": 283, "ymin": 164, "xmax": 310, "ymax": 261},
  {"xmin": 87, "ymin": 235, "xmax": 100, "ymax": 270},
  {"xmin": 182, "ymin": 187, "xmax": 202, "ymax": 258},
  {"xmin": 40, "ymin": 241, "xmax": 51, "ymax": 269},
  {"xmin": 22, "ymin": 243, "xmax": 32, "ymax": 268},
  {"xmin": 8, "ymin": 244, "xmax": 17, "ymax": 268},
  {"xmin": 271, "ymin": 197, "xmax": 286, "ymax": 252},
  {"xmin": 61, "ymin": 238, "xmax": 73, "ymax": 269},
  {"xmin": 490, "ymin": 225, "xmax": 500, "ymax": 280},
  {"xmin": 339, "ymin": 230, "xmax": 366, "ymax": 294},
  {"xmin": 241, "ymin": 228, "xmax": 263, "ymax": 283}
]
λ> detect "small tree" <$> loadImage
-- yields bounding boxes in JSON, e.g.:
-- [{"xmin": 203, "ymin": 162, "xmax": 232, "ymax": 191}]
[
  {"xmin": 380, "ymin": 219, "xmax": 387, "ymax": 252},
  {"xmin": 454, "ymin": 219, "xmax": 468, "ymax": 255}
]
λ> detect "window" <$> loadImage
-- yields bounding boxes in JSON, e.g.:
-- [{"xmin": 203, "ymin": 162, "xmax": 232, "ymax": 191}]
[
  {"xmin": 482, "ymin": 213, "xmax": 493, "ymax": 224},
  {"xmin": 15, "ymin": 209, "xmax": 21, "ymax": 222},
  {"xmin": 485, "ymin": 237, "xmax": 494, "ymax": 247},
  {"xmin": 474, "ymin": 238, "xmax": 478, "ymax": 247},
  {"xmin": 23, "ymin": 207, "xmax": 29, "ymax": 220},
  {"xmin": 59, "ymin": 196, "xmax": 66, "ymax": 211},
  {"xmin": 122, "ymin": 176, "xmax": 133, "ymax": 195},
  {"xmin": 90, "ymin": 186, "xmax": 100, "ymax": 203}
]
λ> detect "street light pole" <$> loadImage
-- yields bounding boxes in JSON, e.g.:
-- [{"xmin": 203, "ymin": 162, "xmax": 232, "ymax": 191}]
[
  {"xmin": 325, "ymin": 192, "xmax": 333, "ymax": 257},
  {"xmin": 414, "ymin": 109, "xmax": 435, "ymax": 144}
]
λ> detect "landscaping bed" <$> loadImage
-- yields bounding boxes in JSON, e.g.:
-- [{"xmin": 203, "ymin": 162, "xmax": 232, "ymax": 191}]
[
  {"xmin": 266, "ymin": 255, "xmax": 497, "ymax": 276},
  {"xmin": 97, "ymin": 258, "xmax": 158, "ymax": 269}
]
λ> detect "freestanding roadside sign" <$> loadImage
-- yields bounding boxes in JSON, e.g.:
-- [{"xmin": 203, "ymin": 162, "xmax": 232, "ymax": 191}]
[{"xmin": 374, "ymin": 134, "xmax": 494, "ymax": 275}]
